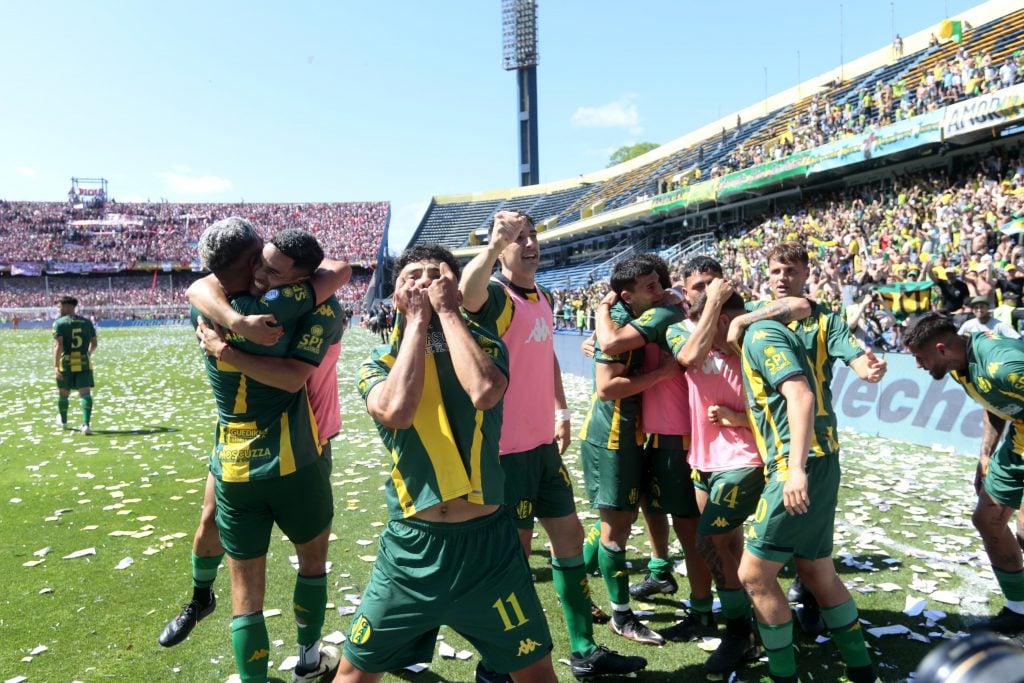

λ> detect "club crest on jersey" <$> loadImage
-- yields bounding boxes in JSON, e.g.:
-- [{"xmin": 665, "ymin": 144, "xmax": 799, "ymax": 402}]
[
  {"xmin": 349, "ymin": 615, "xmax": 373, "ymax": 645},
  {"xmin": 515, "ymin": 499, "xmax": 534, "ymax": 519}
]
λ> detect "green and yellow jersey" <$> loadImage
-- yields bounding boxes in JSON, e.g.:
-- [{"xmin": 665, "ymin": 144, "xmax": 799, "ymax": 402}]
[
  {"xmin": 629, "ymin": 304, "xmax": 686, "ymax": 352},
  {"xmin": 742, "ymin": 320, "xmax": 838, "ymax": 473},
  {"xmin": 579, "ymin": 301, "xmax": 645, "ymax": 450},
  {"xmin": 52, "ymin": 315, "xmax": 96, "ymax": 372},
  {"xmin": 951, "ymin": 332, "xmax": 1024, "ymax": 428},
  {"xmin": 356, "ymin": 314, "xmax": 510, "ymax": 520},
  {"xmin": 747, "ymin": 299, "xmax": 861, "ymax": 437},
  {"xmin": 290, "ymin": 296, "xmax": 345, "ymax": 364},
  {"xmin": 193, "ymin": 282, "xmax": 322, "ymax": 483}
]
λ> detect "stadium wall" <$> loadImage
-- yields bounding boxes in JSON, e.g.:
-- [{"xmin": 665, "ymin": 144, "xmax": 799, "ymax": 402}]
[{"xmin": 553, "ymin": 336, "xmax": 985, "ymax": 456}]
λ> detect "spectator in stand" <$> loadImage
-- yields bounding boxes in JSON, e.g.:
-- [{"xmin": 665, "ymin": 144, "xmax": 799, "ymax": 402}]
[{"xmin": 958, "ymin": 295, "xmax": 1021, "ymax": 338}]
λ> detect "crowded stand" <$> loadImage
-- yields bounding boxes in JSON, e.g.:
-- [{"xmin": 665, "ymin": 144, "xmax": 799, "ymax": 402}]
[
  {"xmin": 0, "ymin": 200, "xmax": 387, "ymax": 266},
  {"xmin": 539, "ymin": 146, "xmax": 1024, "ymax": 353},
  {"xmin": 410, "ymin": 8, "xmax": 1024, "ymax": 249},
  {"xmin": 0, "ymin": 200, "xmax": 386, "ymax": 319}
]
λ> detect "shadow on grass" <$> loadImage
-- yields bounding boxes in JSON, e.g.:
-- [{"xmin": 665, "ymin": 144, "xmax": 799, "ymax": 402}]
[{"xmin": 85, "ymin": 426, "xmax": 179, "ymax": 436}]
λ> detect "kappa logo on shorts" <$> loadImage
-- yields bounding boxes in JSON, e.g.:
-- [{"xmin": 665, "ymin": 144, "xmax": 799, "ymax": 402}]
[
  {"xmin": 349, "ymin": 615, "xmax": 374, "ymax": 645},
  {"xmin": 516, "ymin": 638, "xmax": 543, "ymax": 656},
  {"xmin": 516, "ymin": 499, "xmax": 534, "ymax": 519},
  {"xmin": 628, "ymin": 487, "xmax": 639, "ymax": 506},
  {"xmin": 247, "ymin": 648, "xmax": 270, "ymax": 663},
  {"xmin": 711, "ymin": 517, "xmax": 730, "ymax": 528}
]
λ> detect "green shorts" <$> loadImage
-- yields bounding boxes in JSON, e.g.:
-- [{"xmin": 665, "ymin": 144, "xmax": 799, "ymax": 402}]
[
  {"xmin": 745, "ymin": 455, "xmax": 840, "ymax": 564},
  {"xmin": 983, "ymin": 423, "xmax": 1024, "ymax": 508},
  {"xmin": 343, "ymin": 509, "xmax": 552, "ymax": 674},
  {"xmin": 581, "ymin": 439, "xmax": 643, "ymax": 511},
  {"xmin": 57, "ymin": 369, "xmax": 94, "ymax": 391},
  {"xmin": 502, "ymin": 442, "xmax": 577, "ymax": 529},
  {"xmin": 643, "ymin": 434, "xmax": 697, "ymax": 518},
  {"xmin": 694, "ymin": 467, "xmax": 765, "ymax": 536},
  {"xmin": 213, "ymin": 455, "xmax": 333, "ymax": 560}
]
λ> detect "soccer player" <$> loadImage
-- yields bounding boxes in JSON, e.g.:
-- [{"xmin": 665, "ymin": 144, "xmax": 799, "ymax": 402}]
[
  {"xmin": 52, "ymin": 295, "xmax": 98, "ymax": 434},
  {"xmin": 579, "ymin": 254, "xmax": 684, "ymax": 647},
  {"xmin": 665, "ymin": 258, "xmax": 812, "ymax": 674},
  {"xmin": 186, "ymin": 220, "xmax": 346, "ymax": 683},
  {"xmin": 334, "ymin": 244, "xmax": 557, "ymax": 683},
  {"xmin": 724, "ymin": 292, "xmax": 878, "ymax": 683},
  {"xmin": 905, "ymin": 312, "xmax": 1024, "ymax": 634},
  {"xmin": 460, "ymin": 211, "xmax": 646, "ymax": 680},
  {"xmin": 726, "ymin": 241, "xmax": 886, "ymax": 634},
  {"xmin": 593, "ymin": 255, "xmax": 714, "ymax": 641},
  {"xmin": 159, "ymin": 225, "xmax": 348, "ymax": 655}
]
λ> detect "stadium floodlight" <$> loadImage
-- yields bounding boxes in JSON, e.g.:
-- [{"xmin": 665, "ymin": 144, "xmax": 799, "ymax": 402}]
[
  {"xmin": 502, "ymin": 0, "xmax": 538, "ymax": 70},
  {"xmin": 501, "ymin": 0, "xmax": 540, "ymax": 186}
]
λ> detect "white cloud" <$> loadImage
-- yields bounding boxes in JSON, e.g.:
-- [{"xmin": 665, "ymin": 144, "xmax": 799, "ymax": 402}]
[
  {"xmin": 161, "ymin": 172, "xmax": 232, "ymax": 196},
  {"xmin": 571, "ymin": 97, "xmax": 642, "ymax": 135},
  {"xmin": 15, "ymin": 166, "xmax": 37, "ymax": 178}
]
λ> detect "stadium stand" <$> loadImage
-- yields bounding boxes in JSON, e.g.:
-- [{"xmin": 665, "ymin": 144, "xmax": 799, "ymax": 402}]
[
  {"xmin": 406, "ymin": 3, "xmax": 1024, "ymax": 256},
  {"xmin": 0, "ymin": 201, "xmax": 387, "ymax": 320}
]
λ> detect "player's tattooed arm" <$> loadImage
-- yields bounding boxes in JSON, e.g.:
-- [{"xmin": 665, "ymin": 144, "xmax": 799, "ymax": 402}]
[{"xmin": 726, "ymin": 297, "xmax": 812, "ymax": 352}]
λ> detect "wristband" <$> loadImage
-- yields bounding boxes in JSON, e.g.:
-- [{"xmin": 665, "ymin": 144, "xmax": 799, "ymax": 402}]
[
  {"xmin": 555, "ymin": 409, "xmax": 571, "ymax": 422},
  {"xmin": 215, "ymin": 344, "xmax": 228, "ymax": 362}
]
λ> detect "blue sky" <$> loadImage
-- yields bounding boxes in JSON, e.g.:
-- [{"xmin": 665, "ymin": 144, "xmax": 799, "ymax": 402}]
[{"xmin": 1, "ymin": 0, "xmax": 979, "ymax": 252}]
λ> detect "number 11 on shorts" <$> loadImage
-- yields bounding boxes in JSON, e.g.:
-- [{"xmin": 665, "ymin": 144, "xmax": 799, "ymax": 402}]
[{"xmin": 493, "ymin": 592, "xmax": 529, "ymax": 631}]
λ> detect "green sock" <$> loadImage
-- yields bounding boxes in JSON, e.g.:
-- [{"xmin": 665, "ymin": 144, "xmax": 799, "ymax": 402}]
[
  {"xmin": 757, "ymin": 621, "xmax": 796, "ymax": 678},
  {"xmin": 719, "ymin": 588, "xmax": 753, "ymax": 621},
  {"xmin": 647, "ymin": 556, "xmax": 672, "ymax": 579},
  {"xmin": 552, "ymin": 555, "xmax": 596, "ymax": 657},
  {"xmin": 690, "ymin": 596, "xmax": 714, "ymax": 619},
  {"xmin": 231, "ymin": 612, "xmax": 270, "ymax": 683},
  {"xmin": 57, "ymin": 396, "xmax": 69, "ymax": 423},
  {"xmin": 821, "ymin": 600, "xmax": 871, "ymax": 668},
  {"xmin": 995, "ymin": 568, "xmax": 1024, "ymax": 602},
  {"xmin": 598, "ymin": 543, "xmax": 630, "ymax": 606},
  {"xmin": 293, "ymin": 573, "xmax": 327, "ymax": 648},
  {"xmin": 80, "ymin": 394, "xmax": 93, "ymax": 424},
  {"xmin": 582, "ymin": 523, "xmax": 602, "ymax": 575},
  {"xmin": 192, "ymin": 553, "xmax": 223, "ymax": 590}
]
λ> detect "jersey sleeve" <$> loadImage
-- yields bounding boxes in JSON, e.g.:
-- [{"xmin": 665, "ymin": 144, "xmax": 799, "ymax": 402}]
[
  {"xmin": 743, "ymin": 322, "xmax": 806, "ymax": 390},
  {"xmin": 628, "ymin": 305, "xmax": 684, "ymax": 343},
  {"xmin": 665, "ymin": 321, "xmax": 692, "ymax": 357},
  {"xmin": 289, "ymin": 298, "xmax": 345, "ymax": 366},
  {"xmin": 595, "ymin": 302, "xmax": 634, "ymax": 364},
  {"xmin": 468, "ymin": 318, "xmax": 510, "ymax": 379},
  {"xmin": 824, "ymin": 309, "xmax": 865, "ymax": 364},
  {"xmin": 51, "ymin": 319, "xmax": 61, "ymax": 339},
  {"xmin": 356, "ymin": 345, "xmax": 393, "ymax": 403},
  {"xmin": 464, "ymin": 281, "xmax": 515, "ymax": 337}
]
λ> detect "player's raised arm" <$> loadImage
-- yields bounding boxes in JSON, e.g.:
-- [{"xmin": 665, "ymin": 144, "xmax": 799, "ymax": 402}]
[
  {"xmin": 459, "ymin": 211, "xmax": 526, "ymax": 313},
  {"xmin": 432, "ymin": 262, "xmax": 507, "ymax": 410},
  {"xmin": 187, "ymin": 275, "xmax": 283, "ymax": 346},
  {"xmin": 310, "ymin": 257, "xmax": 352, "ymax": 305}
]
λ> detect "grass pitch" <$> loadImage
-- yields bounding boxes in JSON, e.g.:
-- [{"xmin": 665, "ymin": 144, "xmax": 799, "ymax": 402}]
[{"xmin": 0, "ymin": 326, "xmax": 996, "ymax": 682}]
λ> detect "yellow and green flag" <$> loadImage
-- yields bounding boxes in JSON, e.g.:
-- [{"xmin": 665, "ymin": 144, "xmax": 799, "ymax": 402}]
[
  {"xmin": 939, "ymin": 19, "xmax": 963, "ymax": 44},
  {"xmin": 875, "ymin": 281, "xmax": 933, "ymax": 321}
]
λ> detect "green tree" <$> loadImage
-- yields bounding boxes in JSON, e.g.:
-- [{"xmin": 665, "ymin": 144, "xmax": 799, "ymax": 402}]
[{"xmin": 607, "ymin": 142, "xmax": 659, "ymax": 167}]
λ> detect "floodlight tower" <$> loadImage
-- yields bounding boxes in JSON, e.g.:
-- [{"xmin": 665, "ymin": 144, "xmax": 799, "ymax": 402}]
[{"xmin": 502, "ymin": 0, "xmax": 539, "ymax": 187}]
